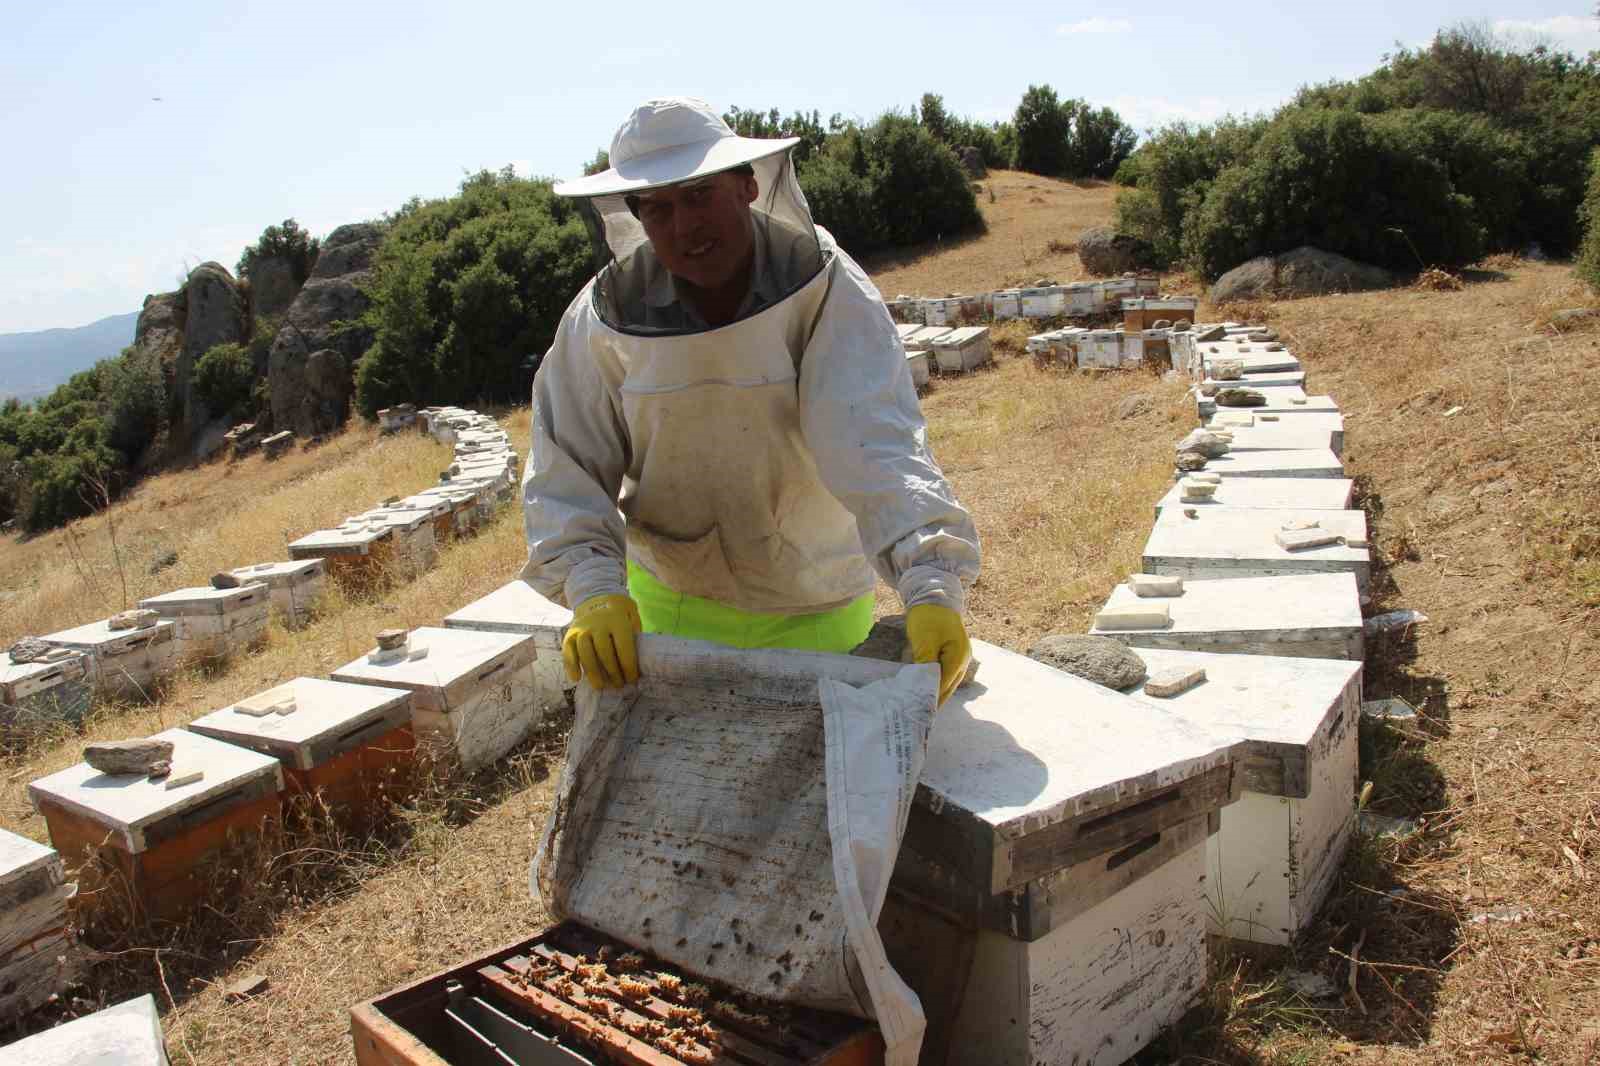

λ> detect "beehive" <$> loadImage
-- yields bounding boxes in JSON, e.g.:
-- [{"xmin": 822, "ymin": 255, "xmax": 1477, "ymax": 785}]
[
  {"xmin": 41, "ymin": 617, "xmax": 178, "ymax": 701},
  {"xmin": 1072, "ymin": 329, "xmax": 1124, "ymax": 370},
  {"xmin": 137, "ymin": 583, "xmax": 270, "ymax": 664},
  {"xmin": 1194, "ymin": 384, "xmax": 1310, "ymax": 419},
  {"xmin": 0, "ymin": 648, "xmax": 92, "ymax": 739},
  {"xmin": 921, "ymin": 296, "xmax": 964, "ymax": 326},
  {"xmin": 349, "ymin": 923, "xmax": 882, "ymax": 1066},
  {"xmin": 991, "ymin": 289, "xmax": 1021, "ymax": 319},
  {"xmin": 352, "ymin": 509, "xmax": 438, "ymax": 575},
  {"xmin": 415, "ymin": 485, "xmax": 482, "ymax": 537},
  {"xmin": 905, "ymin": 349, "xmax": 929, "ymax": 388},
  {"xmin": 0, "ymin": 829, "xmax": 81, "ymax": 1022},
  {"xmin": 1090, "ymin": 571, "xmax": 1364, "ymax": 660},
  {"xmin": 2, "ymin": 994, "xmax": 169, "ymax": 1064},
  {"xmin": 331, "ymin": 627, "xmax": 541, "ymax": 771},
  {"xmin": 381, "ymin": 494, "xmax": 457, "ymax": 546},
  {"xmin": 28, "ymin": 728, "xmax": 282, "ymax": 923},
  {"xmin": 188, "ymin": 678, "xmax": 415, "ymax": 826},
  {"xmin": 1130, "ymin": 648, "xmax": 1363, "ymax": 945},
  {"xmin": 1199, "ymin": 447, "xmax": 1344, "ymax": 479},
  {"xmin": 1221, "ymin": 420, "xmax": 1346, "ymax": 457},
  {"xmin": 928, "ymin": 326, "xmax": 991, "ymax": 373},
  {"xmin": 229, "ymin": 559, "xmax": 327, "ymax": 628},
  {"xmin": 899, "ymin": 324, "xmax": 951, "ymax": 351},
  {"xmin": 1018, "ymin": 286, "xmax": 1063, "ymax": 318},
  {"xmin": 1141, "ymin": 506, "xmax": 1372, "ymax": 597},
  {"xmin": 288, "ymin": 523, "xmax": 396, "ymax": 588},
  {"xmin": 443, "ymin": 580, "xmax": 573, "ymax": 720},
  {"xmin": 1205, "ymin": 345, "xmax": 1301, "ymax": 376},
  {"xmin": 1154, "ymin": 476, "xmax": 1354, "ymax": 516},
  {"xmin": 1061, "ymin": 281, "xmax": 1098, "ymax": 315},
  {"xmin": 1122, "ymin": 295, "xmax": 1199, "ymax": 332},
  {"xmin": 876, "ymin": 642, "xmax": 1240, "ymax": 1066}
]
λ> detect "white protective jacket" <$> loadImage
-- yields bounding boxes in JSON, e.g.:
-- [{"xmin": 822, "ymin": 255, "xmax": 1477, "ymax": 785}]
[{"xmin": 520, "ymin": 231, "xmax": 980, "ymax": 617}]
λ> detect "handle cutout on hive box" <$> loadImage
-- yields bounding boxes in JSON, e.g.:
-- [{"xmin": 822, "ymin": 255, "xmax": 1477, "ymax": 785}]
[
  {"xmin": 477, "ymin": 662, "xmax": 507, "ymax": 683},
  {"xmin": 1106, "ymin": 832, "xmax": 1162, "ymax": 871},
  {"xmin": 1077, "ymin": 786, "xmax": 1182, "ymax": 838}
]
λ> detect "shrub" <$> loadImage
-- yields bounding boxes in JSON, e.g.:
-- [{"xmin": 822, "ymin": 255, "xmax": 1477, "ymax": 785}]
[
  {"xmin": 1579, "ymin": 148, "xmax": 1600, "ymax": 293},
  {"xmin": 1113, "ymin": 117, "xmax": 1268, "ymax": 266},
  {"xmin": 237, "ymin": 219, "xmax": 320, "ymax": 284},
  {"xmin": 1181, "ymin": 109, "xmax": 1485, "ymax": 279},
  {"xmin": 357, "ymin": 168, "xmax": 592, "ymax": 417},
  {"xmin": 193, "ymin": 342, "xmax": 256, "ymax": 420},
  {"xmin": 100, "ymin": 346, "xmax": 166, "ymax": 460},
  {"xmin": 1013, "ymin": 85, "xmax": 1073, "ymax": 177},
  {"xmin": 1068, "ymin": 105, "xmax": 1137, "ymax": 179}
]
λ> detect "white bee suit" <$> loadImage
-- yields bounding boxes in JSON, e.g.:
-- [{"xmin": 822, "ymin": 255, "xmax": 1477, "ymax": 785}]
[{"xmin": 520, "ymin": 228, "xmax": 980, "ymax": 618}]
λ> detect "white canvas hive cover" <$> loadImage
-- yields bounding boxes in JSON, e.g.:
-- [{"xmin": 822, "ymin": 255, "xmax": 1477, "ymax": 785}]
[
  {"xmin": 1089, "ymin": 572, "xmax": 1363, "ymax": 651},
  {"xmin": 187, "ymin": 678, "xmax": 413, "ymax": 772},
  {"xmin": 443, "ymin": 580, "xmax": 573, "ymax": 644},
  {"xmin": 1156, "ymin": 477, "xmax": 1355, "ymax": 514},
  {"xmin": 0, "ymin": 993, "xmax": 169, "ymax": 1064},
  {"xmin": 910, "ymin": 641, "xmax": 1239, "ymax": 893},
  {"xmin": 27, "ymin": 728, "xmax": 282, "ymax": 853}
]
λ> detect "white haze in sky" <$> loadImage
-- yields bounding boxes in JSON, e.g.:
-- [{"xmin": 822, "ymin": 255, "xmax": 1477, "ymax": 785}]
[{"xmin": 1, "ymin": 0, "xmax": 1594, "ymax": 334}]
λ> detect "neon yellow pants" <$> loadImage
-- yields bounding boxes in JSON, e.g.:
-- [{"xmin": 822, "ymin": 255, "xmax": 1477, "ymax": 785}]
[{"xmin": 627, "ymin": 561, "xmax": 873, "ymax": 653}]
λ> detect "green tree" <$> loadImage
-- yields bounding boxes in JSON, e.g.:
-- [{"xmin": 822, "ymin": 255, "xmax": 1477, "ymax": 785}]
[
  {"xmin": 193, "ymin": 342, "xmax": 256, "ymax": 420},
  {"xmin": 721, "ymin": 107, "xmax": 834, "ymax": 166},
  {"xmin": 1577, "ymin": 148, "xmax": 1600, "ymax": 292},
  {"xmin": 1068, "ymin": 105, "xmax": 1137, "ymax": 179},
  {"xmin": 99, "ymin": 345, "xmax": 167, "ymax": 460},
  {"xmin": 1013, "ymin": 85, "xmax": 1072, "ymax": 176},
  {"xmin": 582, "ymin": 148, "xmax": 610, "ymax": 176},
  {"xmin": 237, "ymin": 219, "xmax": 320, "ymax": 284},
  {"xmin": 918, "ymin": 93, "xmax": 952, "ymax": 144}
]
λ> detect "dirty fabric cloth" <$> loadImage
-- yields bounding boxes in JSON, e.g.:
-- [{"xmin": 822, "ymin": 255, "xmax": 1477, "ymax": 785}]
[
  {"xmin": 627, "ymin": 560, "xmax": 873, "ymax": 652},
  {"xmin": 520, "ymin": 223, "xmax": 980, "ymax": 618},
  {"xmin": 533, "ymin": 635, "xmax": 937, "ymax": 1066}
]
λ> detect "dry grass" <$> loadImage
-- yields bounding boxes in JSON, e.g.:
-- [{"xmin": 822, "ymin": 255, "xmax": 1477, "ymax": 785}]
[{"xmin": 7, "ymin": 185, "xmax": 1600, "ymax": 1064}]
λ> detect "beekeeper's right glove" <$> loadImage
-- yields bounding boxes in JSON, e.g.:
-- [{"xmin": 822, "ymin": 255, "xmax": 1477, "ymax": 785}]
[{"xmin": 561, "ymin": 594, "xmax": 642, "ymax": 690}]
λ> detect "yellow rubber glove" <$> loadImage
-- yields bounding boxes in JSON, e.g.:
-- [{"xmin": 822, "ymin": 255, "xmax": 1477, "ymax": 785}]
[
  {"xmin": 561, "ymin": 594, "xmax": 642, "ymax": 690},
  {"xmin": 906, "ymin": 604, "xmax": 972, "ymax": 707}
]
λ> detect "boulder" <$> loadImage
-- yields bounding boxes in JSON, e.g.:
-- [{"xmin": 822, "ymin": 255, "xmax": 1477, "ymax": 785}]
[
  {"xmin": 268, "ymin": 223, "xmax": 385, "ymax": 437},
  {"xmin": 1026, "ymin": 635, "xmax": 1147, "ymax": 690},
  {"xmin": 1210, "ymin": 246, "xmax": 1394, "ymax": 303},
  {"xmin": 956, "ymin": 146, "xmax": 986, "ymax": 179},
  {"xmin": 248, "ymin": 255, "xmax": 302, "ymax": 320},
  {"xmin": 1178, "ymin": 430, "xmax": 1230, "ymax": 459},
  {"xmin": 134, "ymin": 290, "xmax": 185, "ymax": 361},
  {"xmin": 1550, "ymin": 308, "xmax": 1599, "ymax": 330},
  {"xmin": 84, "ymin": 738, "xmax": 175, "ymax": 777},
  {"xmin": 1176, "ymin": 451, "xmax": 1209, "ymax": 472},
  {"xmin": 1116, "ymin": 393, "xmax": 1152, "ymax": 421},
  {"xmin": 179, "ymin": 262, "xmax": 248, "ymax": 438},
  {"xmin": 1077, "ymin": 228, "xmax": 1156, "ymax": 276}
]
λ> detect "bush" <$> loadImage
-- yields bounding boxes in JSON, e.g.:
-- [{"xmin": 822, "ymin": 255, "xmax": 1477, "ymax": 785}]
[
  {"xmin": 1181, "ymin": 109, "xmax": 1485, "ymax": 279},
  {"xmin": 237, "ymin": 219, "xmax": 320, "ymax": 284},
  {"xmin": 357, "ymin": 168, "xmax": 592, "ymax": 417},
  {"xmin": 100, "ymin": 346, "xmax": 166, "ymax": 460},
  {"xmin": 1579, "ymin": 148, "xmax": 1600, "ymax": 293},
  {"xmin": 1068, "ymin": 105, "xmax": 1137, "ymax": 179},
  {"xmin": 193, "ymin": 342, "xmax": 256, "ymax": 420},
  {"xmin": 1113, "ymin": 118, "xmax": 1268, "ymax": 266},
  {"xmin": 1013, "ymin": 85, "xmax": 1073, "ymax": 177},
  {"xmin": 800, "ymin": 113, "xmax": 983, "ymax": 256}
]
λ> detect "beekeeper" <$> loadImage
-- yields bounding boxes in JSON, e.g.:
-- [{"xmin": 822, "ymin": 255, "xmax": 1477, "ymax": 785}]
[{"xmin": 521, "ymin": 97, "xmax": 980, "ymax": 705}]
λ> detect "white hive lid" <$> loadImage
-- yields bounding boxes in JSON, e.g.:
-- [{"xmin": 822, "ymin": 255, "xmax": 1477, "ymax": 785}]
[
  {"xmin": 443, "ymin": 580, "xmax": 573, "ymax": 635},
  {"xmin": 42, "ymin": 617, "xmax": 176, "ymax": 651},
  {"xmin": 288, "ymin": 525, "xmax": 390, "ymax": 550},
  {"xmin": 0, "ymin": 826, "xmax": 57, "ymax": 888},
  {"xmin": 1091, "ymin": 572, "xmax": 1363, "ymax": 639},
  {"xmin": 27, "ymin": 728, "xmax": 282, "ymax": 852},
  {"xmin": 1156, "ymin": 477, "xmax": 1354, "ymax": 513},
  {"xmin": 0, "ymin": 993, "xmax": 168, "ymax": 1064},
  {"xmin": 330, "ymin": 626, "xmax": 535, "ymax": 694},
  {"xmin": 1144, "ymin": 506, "xmax": 1369, "ymax": 564},
  {"xmin": 187, "ymin": 677, "xmax": 412, "ymax": 770},
  {"xmin": 229, "ymin": 560, "xmax": 322, "ymax": 581}
]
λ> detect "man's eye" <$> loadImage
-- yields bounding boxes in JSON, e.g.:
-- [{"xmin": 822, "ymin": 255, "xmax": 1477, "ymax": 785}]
[
  {"xmin": 640, "ymin": 203, "xmax": 670, "ymax": 224},
  {"xmin": 687, "ymin": 187, "xmax": 713, "ymax": 206}
]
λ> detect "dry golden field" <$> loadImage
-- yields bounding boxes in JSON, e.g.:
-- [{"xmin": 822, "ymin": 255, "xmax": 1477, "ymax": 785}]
[{"xmin": 2, "ymin": 170, "xmax": 1599, "ymax": 1064}]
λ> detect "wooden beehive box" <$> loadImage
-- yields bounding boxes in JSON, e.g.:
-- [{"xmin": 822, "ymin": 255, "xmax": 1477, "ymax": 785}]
[
  {"xmin": 1, "ymin": 649, "xmax": 92, "ymax": 737},
  {"xmin": 1017, "ymin": 286, "xmax": 1063, "ymax": 318},
  {"xmin": 1154, "ymin": 476, "xmax": 1355, "ymax": 516},
  {"xmin": 415, "ymin": 486, "xmax": 482, "ymax": 536},
  {"xmin": 0, "ymin": 828, "xmax": 82, "ymax": 1022},
  {"xmin": 41, "ymin": 617, "xmax": 178, "ymax": 701},
  {"xmin": 878, "ymin": 641, "xmax": 1237, "ymax": 1066},
  {"xmin": 353, "ymin": 509, "xmax": 439, "ymax": 575},
  {"xmin": 1218, "ymin": 420, "xmax": 1345, "ymax": 457},
  {"xmin": 289, "ymin": 523, "xmax": 397, "ymax": 588},
  {"xmin": 1122, "ymin": 295, "xmax": 1199, "ymax": 332},
  {"xmin": 1142, "ymin": 506, "xmax": 1372, "ymax": 597},
  {"xmin": 991, "ymin": 290, "xmax": 1021, "ymax": 319},
  {"xmin": 28, "ymin": 728, "xmax": 282, "ymax": 923},
  {"xmin": 137, "ymin": 583, "xmax": 270, "ymax": 664},
  {"xmin": 1128, "ymin": 647, "xmax": 1363, "ymax": 945},
  {"xmin": 1201, "ymin": 367, "xmax": 1307, "ymax": 390},
  {"xmin": 384, "ymin": 494, "xmax": 457, "ymax": 545},
  {"xmin": 1199, "ymin": 447, "xmax": 1345, "ymax": 480},
  {"xmin": 443, "ymin": 581, "xmax": 572, "ymax": 721},
  {"xmin": 187, "ymin": 677, "xmax": 415, "ymax": 824},
  {"xmin": 229, "ymin": 559, "xmax": 327, "ymax": 628},
  {"xmin": 331, "ymin": 626, "xmax": 541, "ymax": 771},
  {"xmin": 350, "ymin": 922, "xmax": 882, "ymax": 1066},
  {"xmin": 3, "ymin": 993, "xmax": 170, "ymax": 1064},
  {"xmin": 1060, "ymin": 282, "xmax": 1097, "ymax": 316},
  {"xmin": 928, "ymin": 327, "xmax": 991, "ymax": 374},
  {"xmin": 1090, "ymin": 571, "xmax": 1365, "ymax": 660},
  {"xmin": 899, "ymin": 325, "xmax": 950, "ymax": 351}
]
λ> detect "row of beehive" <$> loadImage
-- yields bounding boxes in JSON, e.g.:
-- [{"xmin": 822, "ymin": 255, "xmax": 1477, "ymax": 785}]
[
  {"xmin": 886, "ymin": 277, "xmax": 1172, "ymax": 325},
  {"xmin": 894, "ymin": 323, "xmax": 993, "ymax": 385},
  {"xmin": 1025, "ymin": 295, "xmax": 1202, "ymax": 371}
]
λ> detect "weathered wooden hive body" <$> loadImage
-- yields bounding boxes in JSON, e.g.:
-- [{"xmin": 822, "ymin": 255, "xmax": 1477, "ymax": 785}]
[
  {"xmin": 188, "ymin": 677, "xmax": 415, "ymax": 826},
  {"xmin": 928, "ymin": 327, "xmax": 992, "ymax": 374},
  {"xmin": 442, "ymin": 580, "xmax": 572, "ymax": 720},
  {"xmin": 41, "ymin": 617, "xmax": 178, "ymax": 701},
  {"xmin": 28, "ymin": 728, "xmax": 283, "ymax": 923},
  {"xmin": 288, "ymin": 523, "xmax": 397, "ymax": 587},
  {"xmin": 0, "ymin": 828, "xmax": 81, "ymax": 1023},
  {"xmin": 353, "ymin": 509, "xmax": 439, "ymax": 575},
  {"xmin": 331, "ymin": 626, "xmax": 541, "ymax": 771},
  {"xmin": 877, "ymin": 640, "xmax": 1241, "ymax": 1066},
  {"xmin": 0, "ymin": 648, "xmax": 92, "ymax": 736},
  {"xmin": 229, "ymin": 560, "xmax": 327, "ymax": 628},
  {"xmin": 137, "ymin": 583, "xmax": 270, "ymax": 663}
]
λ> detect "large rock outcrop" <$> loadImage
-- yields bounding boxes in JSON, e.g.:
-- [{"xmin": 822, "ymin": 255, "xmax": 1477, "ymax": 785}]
[
  {"xmin": 268, "ymin": 223, "xmax": 384, "ymax": 437},
  {"xmin": 1210, "ymin": 246, "xmax": 1395, "ymax": 303},
  {"xmin": 179, "ymin": 262, "xmax": 248, "ymax": 437},
  {"xmin": 248, "ymin": 255, "xmax": 301, "ymax": 320},
  {"xmin": 1077, "ymin": 227, "xmax": 1157, "ymax": 276}
]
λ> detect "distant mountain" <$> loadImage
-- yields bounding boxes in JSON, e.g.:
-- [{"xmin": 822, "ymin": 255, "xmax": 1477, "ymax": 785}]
[{"xmin": 0, "ymin": 311, "xmax": 140, "ymax": 403}]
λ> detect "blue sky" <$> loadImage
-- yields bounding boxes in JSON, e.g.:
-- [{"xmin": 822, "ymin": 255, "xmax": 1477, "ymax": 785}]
[{"xmin": 3, "ymin": 2, "xmax": 1596, "ymax": 333}]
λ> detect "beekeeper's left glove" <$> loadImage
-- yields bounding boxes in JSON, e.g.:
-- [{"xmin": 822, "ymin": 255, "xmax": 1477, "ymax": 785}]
[
  {"xmin": 906, "ymin": 604, "xmax": 972, "ymax": 707},
  {"xmin": 562, "ymin": 594, "xmax": 642, "ymax": 690}
]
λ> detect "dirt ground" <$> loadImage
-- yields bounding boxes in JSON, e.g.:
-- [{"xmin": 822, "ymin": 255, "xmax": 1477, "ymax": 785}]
[{"xmin": 3, "ymin": 172, "xmax": 1600, "ymax": 1064}]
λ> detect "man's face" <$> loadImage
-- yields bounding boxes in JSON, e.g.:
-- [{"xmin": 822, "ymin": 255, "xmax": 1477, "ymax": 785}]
[{"xmin": 633, "ymin": 171, "xmax": 759, "ymax": 291}]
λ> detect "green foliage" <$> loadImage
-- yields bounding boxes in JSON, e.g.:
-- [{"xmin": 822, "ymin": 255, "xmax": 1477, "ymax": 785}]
[
  {"xmin": 237, "ymin": 218, "xmax": 320, "ymax": 284},
  {"xmin": 721, "ymin": 107, "xmax": 837, "ymax": 166},
  {"xmin": 193, "ymin": 342, "xmax": 256, "ymax": 420},
  {"xmin": 799, "ymin": 112, "xmax": 983, "ymax": 256},
  {"xmin": 1113, "ymin": 118, "xmax": 1268, "ymax": 266},
  {"xmin": 1069, "ymin": 105, "xmax": 1137, "ymax": 179},
  {"xmin": 917, "ymin": 93, "xmax": 952, "ymax": 145},
  {"xmin": 1181, "ymin": 108, "xmax": 1485, "ymax": 279},
  {"xmin": 1579, "ymin": 149, "xmax": 1600, "ymax": 292},
  {"xmin": 99, "ymin": 345, "xmax": 166, "ymax": 460},
  {"xmin": 946, "ymin": 117, "xmax": 1015, "ymax": 169},
  {"xmin": 1013, "ymin": 85, "xmax": 1073, "ymax": 176},
  {"xmin": 357, "ymin": 167, "xmax": 592, "ymax": 417},
  {"xmin": 582, "ymin": 149, "xmax": 610, "ymax": 176}
]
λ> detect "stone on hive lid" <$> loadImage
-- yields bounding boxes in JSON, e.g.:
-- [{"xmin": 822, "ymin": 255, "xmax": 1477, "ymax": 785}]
[
  {"xmin": 83, "ymin": 738, "xmax": 175, "ymax": 777},
  {"xmin": 107, "ymin": 609, "xmax": 159, "ymax": 631},
  {"xmin": 6, "ymin": 636, "xmax": 51, "ymax": 663},
  {"xmin": 1276, "ymin": 527, "xmax": 1342, "ymax": 551},
  {"xmin": 1144, "ymin": 665, "xmax": 1207, "ymax": 698},
  {"xmin": 209, "ymin": 571, "xmax": 241, "ymax": 590},
  {"xmin": 1177, "ymin": 451, "xmax": 1208, "ymax": 472},
  {"xmin": 1025, "ymin": 634, "xmax": 1147, "ymax": 689},
  {"xmin": 1216, "ymin": 388, "xmax": 1267, "ymax": 408},
  {"xmin": 1094, "ymin": 603, "xmax": 1171, "ymax": 631},
  {"xmin": 1129, "ymin": 573, "xmax": 1184, "ymax": 597}
]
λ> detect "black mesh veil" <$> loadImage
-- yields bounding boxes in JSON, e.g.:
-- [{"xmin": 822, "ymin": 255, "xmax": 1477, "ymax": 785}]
[{"xmin": 574, "ymin": 151, "xmax": 826, "ymax": 336}]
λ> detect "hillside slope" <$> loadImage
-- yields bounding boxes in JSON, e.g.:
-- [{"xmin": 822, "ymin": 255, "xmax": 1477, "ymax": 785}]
[{"xmin": 0, "ymin": 310, "xmax": 138, "ymax": 400}]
